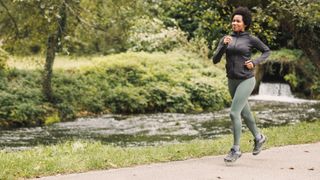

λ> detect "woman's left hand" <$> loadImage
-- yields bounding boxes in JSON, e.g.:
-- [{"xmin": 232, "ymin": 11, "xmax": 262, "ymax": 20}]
[{"xmin": 244, "ymin": 60, "xmax": 254, "ymax": 70}]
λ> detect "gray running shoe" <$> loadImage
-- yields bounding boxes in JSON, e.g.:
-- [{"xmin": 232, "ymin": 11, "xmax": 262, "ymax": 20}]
[
  {"xmin": 224, "ymin": 148, "xmax": 242, "ymax": 163},
  {"xmin": 253, "ymin": 134, "xmax": 267, "ymax": 155}
]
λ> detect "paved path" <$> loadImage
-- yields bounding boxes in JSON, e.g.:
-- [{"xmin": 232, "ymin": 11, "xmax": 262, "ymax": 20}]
[{"xmin": 37, "ymin": 142, "xmax": 320, "ymax": 180}]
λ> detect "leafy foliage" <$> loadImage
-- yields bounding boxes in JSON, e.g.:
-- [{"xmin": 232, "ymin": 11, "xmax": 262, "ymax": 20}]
[
  {"xmin": 261, "ymin": 48, "xmax": 320, "ymax": 98},
  {"xmin": 0, "ymin": 47, "xmax": 8, "ymax": 76},
  {"xmin": 0, "ymin": 51, "xmax": 230, "ymax": 127},
  {"xmin": 0, "ymin": 0, "xmax": 319, "ymax": 128},
  {"xmin": 1, "ymin": 0, "xmax": 319, "ymax": 62},
  {"xmin": 128, "ymin": 17, "xmax": 188, "ymax": 52},
  {"xmin": 158, "ymin": 0, "xmax": 279, "ymax": 50},
  {"xmin": 0, "ymin": 0, "xmax": 77, "ymax": 54},
  {"xmin": 0, "ymin": 69, "xmax": 46, "ymax": 127}
]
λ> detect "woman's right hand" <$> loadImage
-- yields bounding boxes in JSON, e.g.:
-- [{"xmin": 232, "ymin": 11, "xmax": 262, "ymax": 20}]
[{"xmin": 223, "ymin": 35, "xmax": 232, "ymax": 45}]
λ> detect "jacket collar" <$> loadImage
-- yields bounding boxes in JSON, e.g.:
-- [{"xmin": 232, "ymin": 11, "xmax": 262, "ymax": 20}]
[{"xmin": 231, "ymin": 31, "xmax": 249, "ymax": 36}]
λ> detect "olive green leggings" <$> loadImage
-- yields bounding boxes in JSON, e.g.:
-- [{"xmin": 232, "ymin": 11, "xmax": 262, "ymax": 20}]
[{"xmin": 228, "ymin": 77, "xmax": 259, "ymax": 146}]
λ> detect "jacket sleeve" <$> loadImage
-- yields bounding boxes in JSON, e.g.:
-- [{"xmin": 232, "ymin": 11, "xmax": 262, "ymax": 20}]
[
  {"xmin": 212, "ymin": 37, "xmax": 227, "ymax": 64},
  {"xmin": 250, "ymin": 36, "xmax": 271, "ymax": 66}
]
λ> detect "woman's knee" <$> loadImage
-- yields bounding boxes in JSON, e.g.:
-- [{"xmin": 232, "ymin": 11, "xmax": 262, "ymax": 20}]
[
  {"xmin": 230, "ymin": 111, "xmax": 240, "ymax": 120},
  {"xmin": 241, "ymin": 111, "xmax": 249, "ymax": 119}
]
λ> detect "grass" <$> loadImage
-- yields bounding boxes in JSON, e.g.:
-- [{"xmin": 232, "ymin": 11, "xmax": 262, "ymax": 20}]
[
  {"xmin": 7, "ymin": 55, "xmax": 101, "ymax": 70},
  {"xmin": 6, "ymin": 49, "xmax": 304, "ymax": 71},
  {"xmin": 0, "ymin": 120, "xmax": 319, "ymax": 179},
  {"xmin": 7, "ymin": 50, "xmax": 210, "ymax": 70}
]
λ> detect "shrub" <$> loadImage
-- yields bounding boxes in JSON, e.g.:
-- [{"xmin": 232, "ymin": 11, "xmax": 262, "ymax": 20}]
[
  {"xmin": 55, "ymin": 103, "xmax": 76, "ymax": 121},
  {"xmin": 104, "ymin": 62, "xmax": 146, "ymax": 87},
  {"xmin": 0, "ymin": 47, "xmax": 9, "ymax": 75},
  {"xmin": 311, "ymin": 79, "xmax": 320, "ymax": 99},
  {"xmin": 128, "ymin": 17, "xmax": 187, "ymax": 52},
  {"xmin": 145, "ymin": 82, "xmax": 194, "ymax": 113},
  {"xmin": 52, "ymin": 71, "xmax": 107, "ymax": 115},
  {"xmin": 0, "ymin": 91, "xmax": 45, "ymax": 126},
  {"xmin": 1, "ymin": 51, "xmax": 233, "ymax": 127},
  {"xmin": 105, "ymin": 86, "xmax": 148, "ymax": 113},
  {"xmin": 0, "ymin": 69, "xmax": 46, "ymax": 126},
  {"xmin": 184, "ymin": 78, "xmax": 230, "ymax": 112}
]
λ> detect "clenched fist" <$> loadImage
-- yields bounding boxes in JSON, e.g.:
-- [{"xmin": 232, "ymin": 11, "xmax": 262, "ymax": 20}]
[
  {"xmin": 244, "ymin": 60, "xmax": 254, "ymax": 70},
  {"xmin": 223, "ymin": 35, "xmax": 232, "ymax": 45}
]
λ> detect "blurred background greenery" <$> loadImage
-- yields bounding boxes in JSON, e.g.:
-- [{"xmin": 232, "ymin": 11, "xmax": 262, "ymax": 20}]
[{"xmin": 0, "ymin": 0, "xmax": 319, "ymax": 127}]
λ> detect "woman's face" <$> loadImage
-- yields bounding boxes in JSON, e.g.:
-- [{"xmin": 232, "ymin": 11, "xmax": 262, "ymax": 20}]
[{"xmin": 232, "ymin": 15, "xmax": 246, "ymax": 32}]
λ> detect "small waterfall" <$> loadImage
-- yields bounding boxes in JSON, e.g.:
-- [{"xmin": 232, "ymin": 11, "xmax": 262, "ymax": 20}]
[
  {"xmin": 249, "ymin": 82, "xmax": 317, "ymax": 103},
  {"xmin": 258, "ymin": 83, "xmax": 293, "ymax": 97}
]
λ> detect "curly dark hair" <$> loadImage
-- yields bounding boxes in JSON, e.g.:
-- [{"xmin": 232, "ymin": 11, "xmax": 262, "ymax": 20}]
[{"xmin": 231, "ymin": 7, "xmax": 252, "ymax": 30}]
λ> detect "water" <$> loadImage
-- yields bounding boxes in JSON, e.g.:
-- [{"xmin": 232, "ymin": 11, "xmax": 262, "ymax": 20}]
[
  {"xmin": 0, "ymin": 82, "xmax": 319, "ymax": 151},
  {"xmin": 259, "ymin": 82, "xmax": 293, "ymax": 97},
  {"xmin": 250, "ymin": 82, "xmax": 319, "ymax": 103}
]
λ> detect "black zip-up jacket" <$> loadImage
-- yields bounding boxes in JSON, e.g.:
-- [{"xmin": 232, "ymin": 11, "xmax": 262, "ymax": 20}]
[{"xmin": 212, "ymin": 32, "xmax": 271, "ymax": 79}]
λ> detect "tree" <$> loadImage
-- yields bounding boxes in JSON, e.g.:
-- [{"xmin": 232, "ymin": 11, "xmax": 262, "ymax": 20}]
[
  {"xmin": 161, "ymin": 0, "xmax": 232, "ymax": 48},
  {"xmin": 63, "ymin": 0, "xmax": 149, "ymax": 54},
  {"xmin": 160, "ymin": 0, "xmax": 278, "ymax": 50},
  {"xmin": 43, "ymin": 1, "xmax": 68, "ymax": 103},
  {"xmin": 1, "ymin": 0, "xmax": 81, "ymax": 102},
  {"xmin": 266, "ymin": 0, "xmax": 320, "ymax": 69},
  {"xmin": 160, "ymin": 0, "xmax": 319, "ymax": 69},
  {"xmin": 0, "ymin": 0, "xmax": 149, "ymax": 103}
]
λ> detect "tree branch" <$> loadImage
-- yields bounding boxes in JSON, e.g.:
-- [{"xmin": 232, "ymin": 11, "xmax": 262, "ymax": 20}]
[
  {"xmin": 64, "ymin": 2, "xmax": 109, "ymax": 32},
  {"xmin": 0, "ymin": 0, "xmax": 19, "ymax": 38}
]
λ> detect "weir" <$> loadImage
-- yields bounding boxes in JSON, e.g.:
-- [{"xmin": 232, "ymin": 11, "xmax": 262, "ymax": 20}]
[
  {"xmin": 248, "ymin": 82, "xmax": 305, "ymax": 102},
  {"xmin": 251, "ymin": 61, "xmax": 297, "ymax": 102},
  {"xmin": 258, "ymin": 82, "xmax": 293, "ymax": 97}
]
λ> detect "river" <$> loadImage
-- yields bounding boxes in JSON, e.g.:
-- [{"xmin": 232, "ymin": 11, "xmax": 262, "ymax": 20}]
[{"xmin": 0, "ymin": 83, "xmax": 319, "ymax": 151}]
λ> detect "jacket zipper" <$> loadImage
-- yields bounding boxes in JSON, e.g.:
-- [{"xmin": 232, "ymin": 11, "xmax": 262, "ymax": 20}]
[{"xmin": 231, "ymin": 34, "xmax": 239, "ymax": 77}]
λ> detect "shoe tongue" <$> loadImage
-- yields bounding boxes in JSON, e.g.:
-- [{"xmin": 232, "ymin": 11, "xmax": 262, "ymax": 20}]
[{"xmin": 231, "ymin": 146, "xmax": 240, "ymax": 151}]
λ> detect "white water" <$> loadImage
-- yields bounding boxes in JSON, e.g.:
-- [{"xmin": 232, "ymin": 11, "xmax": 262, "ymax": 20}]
[
  {"xmin": 249, "ymin": 82, "xmax": 318, "ymax": 103},
  {"xmin": 258, "ymin": 83, "xmax": 293, "ymax": 97}
]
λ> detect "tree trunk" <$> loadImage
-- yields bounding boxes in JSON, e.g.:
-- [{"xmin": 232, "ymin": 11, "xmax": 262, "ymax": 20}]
[
  {"xmin": 42, "ymin": 2, "xmax": 67, "ymax": 103},
  {"xmin": 42, "ymin": 35, "xmax": 57, "ymax": 102}
]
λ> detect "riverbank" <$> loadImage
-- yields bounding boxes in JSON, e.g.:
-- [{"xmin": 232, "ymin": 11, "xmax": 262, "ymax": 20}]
[
  {"xmin": 1, "ymin": 50, "xmax": 230, "ymax": 128},
  {"xmin": 1, "ymin": 120, "xmax": 319, "ymax": 179},
  {"xmin": 1, "ymin": 100, "xmax": 319, "ymax": 150},
  {"xmin": 2, "ymin": 48, "xmax": 319, "ymax": 128}
]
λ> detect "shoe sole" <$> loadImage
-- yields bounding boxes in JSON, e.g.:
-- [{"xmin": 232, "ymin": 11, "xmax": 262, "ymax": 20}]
[
  {"xmin": 224, "ymin": 154, "xmax": 242, "ymax": 163},
  {"xmin": 252, "ymin": 137, "xmax": 267, "ymax": 155}
]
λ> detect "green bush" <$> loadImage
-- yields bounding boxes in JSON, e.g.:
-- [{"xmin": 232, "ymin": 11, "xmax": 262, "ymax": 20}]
[
  {"xmin": 311, "ymin": 79, "xmax": 320, "ymax": 99},
  {"xmin": 279, "ymin": 53, "xmax": 320, "ymax": 99},
  {"xmin": 105, "ymin": 86, "xmax": 148, "ymax": 113},
  {"xmin": 128, "ymin": 17, "xmax": 188, "ymax": 52},
  {"xmin": 184, "ymin": 78, "xmax": 230, "ymax": 112},
  {"xmin": 53, "ymin": 72, "xmax": 84, "ymax": 105},
  {"xmin": 104, "ymin": 62, "xmax": 147, "ymax": 87},
  {"xmin": 0, "ymin": 69, "xmax": 46, "ymax": 127},
  {"xmin": 0, "ymin": 91, "xmax": 45, "ymax": 126},
  {"xmin": 284, "ymin": 73, "xmax": 298, "ymax": 88},
  {"xmin": 55, "ymin": 103, "xmax": 76, "ymax": 121},
  {"xmin": 0, "ymin": 48, "xmax": 8, "ymax": 76},
  {"xmin": 1, "ymin": 51, "xmax": 232, "ymax": 127},
  {"xmin": 145, "ymin": 82, "xmax": 194, "ymax": 113}
]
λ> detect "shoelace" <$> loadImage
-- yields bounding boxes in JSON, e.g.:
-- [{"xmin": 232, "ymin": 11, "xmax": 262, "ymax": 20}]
[{"xmin": 229, "ymin": 149, "xmax": 237, "ymax": 155}]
